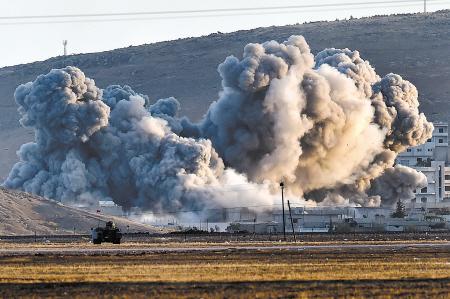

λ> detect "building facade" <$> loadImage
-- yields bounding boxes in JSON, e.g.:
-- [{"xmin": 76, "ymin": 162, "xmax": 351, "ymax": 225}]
[
  {"xmin": 396, "ymin": 122, "xmax": 450, "ymax": 206},
  {"xmin": 228, "ymin": 206, "xmax": 447, "ymax": 233}
]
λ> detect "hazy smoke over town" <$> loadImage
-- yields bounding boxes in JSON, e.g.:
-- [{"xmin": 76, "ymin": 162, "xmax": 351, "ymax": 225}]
[{"xmin": 3, "ymin": 36, "xmax": 432, "ymax": 211}]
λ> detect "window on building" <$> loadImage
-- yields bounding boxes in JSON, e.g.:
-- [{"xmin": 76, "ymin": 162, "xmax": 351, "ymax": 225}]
[
  {"xmin": 428, "ymin": 149, "xmax": 433, "ymax": 152},
  {"xmin": 445, "ymin": 175, "xmax": 450, "ymax": 180},
  {"xmin": 427, "ymin": 138, "xmax": 432, "ymax": 142},
  {"xmin": 411, "ymin": 198, "xmax": 416, "ymax": 203},
  {"xmin": 417, "ymin": 148, "xmax": 422, "ymax": 152},
  {"xmin": 407, "ymin": 148, "xmax": 412, "ymax": 152},
  {"xmin": 445, "ymin": 186, "xmax": 450, "ymax": 191},
  {"xmin": 421, "ymin": 187, "xmax": 427, "ymax": 193},
  {"xmin": 439, "ymin": 139, "xmax": 444, "ymax": 143},
  {"xmin": 417, "ymin": 158, "xmax": 422, "ymax": 163},
  {"xmin": 399, "ymin": 160, "xmax": 409, "ymax": 166},
  {"xmin": 439, "ymin": 128, "xmax": 444, "ymax": 133},
  {"xmin": 421, "ymin": 197, "xmax": 427, "ymax": 203}
]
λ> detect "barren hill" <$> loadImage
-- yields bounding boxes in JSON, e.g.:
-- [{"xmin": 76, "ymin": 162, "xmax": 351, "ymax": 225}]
[
  {"xmin": 1, "ymin": 11, "xmax": 450, "ymax": 181},
  {"xmin": 0, "ymin": 187, "xmax": 158, "ymax": 235}
]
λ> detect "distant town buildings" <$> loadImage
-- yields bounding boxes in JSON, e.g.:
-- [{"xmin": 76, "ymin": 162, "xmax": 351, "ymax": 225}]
[
  {"xmin": 227, "ymin": 206, "xmax": 448, "ymax": 234},
  {"xmin": 397, "ymin": 122, "xmax": 450, "ymax": 206},
  {"xmin": 97, "ymin": 200, "xmax": 124, "ymax": 217}
]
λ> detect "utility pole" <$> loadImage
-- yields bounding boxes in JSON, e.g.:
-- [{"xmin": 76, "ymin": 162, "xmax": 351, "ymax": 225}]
[
  {"xmin": 287, "ymin": 200, "xmax": 296, "ymax": 242},
  {"xmin": 280, "ymin": 182, "xmax": 286, "ymax": 241},
  {"xmin": 63, "ymin": 40, "xmax": 68, "ymax": 56},
  {"xmin": 424, "ymin": 0, "xmax": 427, "ymax": 13}
]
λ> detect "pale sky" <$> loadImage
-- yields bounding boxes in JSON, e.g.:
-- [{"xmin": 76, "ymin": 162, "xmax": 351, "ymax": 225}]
[{"xmin": 0, "ymin": 0, "xmax": 449, "ymax": 67}]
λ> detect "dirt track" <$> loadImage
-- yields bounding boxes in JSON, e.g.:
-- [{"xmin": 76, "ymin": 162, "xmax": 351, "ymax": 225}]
[{"xmin": 0, "ymin": 241, "xmax": 450, "ymax": 256}]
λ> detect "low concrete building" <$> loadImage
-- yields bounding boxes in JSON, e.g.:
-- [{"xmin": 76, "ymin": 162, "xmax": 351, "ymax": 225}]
[
  {"xmin": 227, "ymin": 206, "xmax": 449, "ymax": 233},
  {"xmin": 97, "ymin": 200, "xmax": 124, "ymax": 217}
]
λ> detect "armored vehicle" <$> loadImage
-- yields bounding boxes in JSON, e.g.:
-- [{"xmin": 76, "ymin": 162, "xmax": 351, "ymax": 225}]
[{"xmin": 92, "ymin": 221, "xmax": 122, "ymax": 244}]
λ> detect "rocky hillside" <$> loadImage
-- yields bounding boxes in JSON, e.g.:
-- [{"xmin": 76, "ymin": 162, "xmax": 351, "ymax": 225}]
[
  {"xmin": 0, "ymin": 187, "xmax": 158, "ymax": 235},
  {"xmin": 1, "ymin": 11, "xmax": 450, "ymax": 180}
]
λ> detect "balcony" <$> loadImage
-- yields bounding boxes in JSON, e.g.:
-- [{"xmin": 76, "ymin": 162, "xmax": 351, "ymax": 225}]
[{"xmin": 433, "ymin": 132, "xmax": 448, "ymax": 136}]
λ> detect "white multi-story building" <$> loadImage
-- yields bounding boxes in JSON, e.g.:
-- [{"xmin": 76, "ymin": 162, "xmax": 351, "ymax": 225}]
[
  {"xmin": 396, "ymin": 122, "xmax": 450, "ymax": 206},
  {"xmin": 412, "ymin": 161, "xmax": 445, "ymax": 204}
]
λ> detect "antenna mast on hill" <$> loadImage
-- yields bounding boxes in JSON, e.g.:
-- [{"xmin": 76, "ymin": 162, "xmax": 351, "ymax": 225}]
[
  {"xmin": 63, "ymin": 40, "xmax": 68, "ymax": 56},
  {"xmin": 424, "ymin": 0, "xmax": 427, "ymax": 13}
]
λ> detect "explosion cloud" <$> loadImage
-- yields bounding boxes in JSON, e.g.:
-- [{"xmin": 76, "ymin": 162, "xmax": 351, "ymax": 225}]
[{"xmin": 3, "ymin": 36, "xmax": 432, "ymax": 211}]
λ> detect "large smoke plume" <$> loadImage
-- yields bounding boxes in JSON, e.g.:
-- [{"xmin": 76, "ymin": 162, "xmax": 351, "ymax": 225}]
[{"xmin": 3, "ymin": 36, "xmax": 432, "ymax": 211}]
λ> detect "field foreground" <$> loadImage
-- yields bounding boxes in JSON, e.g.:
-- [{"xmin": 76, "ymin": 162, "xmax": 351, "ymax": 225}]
[{"xmin": 1, "ymin": 241, "xmax": 450, "ymax": 298}]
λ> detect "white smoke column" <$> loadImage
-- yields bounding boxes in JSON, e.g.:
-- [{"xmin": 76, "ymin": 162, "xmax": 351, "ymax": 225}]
[
  {"xmin": 294, "ymin": 65, "xmax": 387, "ymax": 194},
  {"xmin": 256, "ymin": 70, "xmax": 313, "ymax": 184},
  {"xmin": 197, "ymin": 35, "xmax": 432, "ymax": 205}
]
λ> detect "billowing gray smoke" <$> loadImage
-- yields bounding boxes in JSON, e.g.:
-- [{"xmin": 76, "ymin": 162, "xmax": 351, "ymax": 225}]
[
  {"xmin": 369, "ymin": 165, "xmax": 427, "ymax": 206},
  {"xmin": 3, "ymin": 67, "xmax": 276, "ymax": 211},
  {"xmin": 3, "ymin": 36, "xmax": 432, "ymax": 210},
  {"xmin": 195, "ymin": 36, "xmax": 431, "ymax": 205}
]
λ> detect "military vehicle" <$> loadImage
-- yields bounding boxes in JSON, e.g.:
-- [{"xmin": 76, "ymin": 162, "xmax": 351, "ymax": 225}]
[{"xmin": 92, "ymin": 221, "xmax": 122, "ymax": 244}]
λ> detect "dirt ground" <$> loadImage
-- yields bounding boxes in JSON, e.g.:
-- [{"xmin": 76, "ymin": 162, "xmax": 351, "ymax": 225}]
[
  {"xmin": 3, "ymin": 230, "xmax": 450, "ymax": 244},
  {"xmin": 1, "ymin": 241, "xmax": 450, "ymax": 298},
  {"xmin": 3, "ymin": 279, "xmax": 450, "ymax": 299}
]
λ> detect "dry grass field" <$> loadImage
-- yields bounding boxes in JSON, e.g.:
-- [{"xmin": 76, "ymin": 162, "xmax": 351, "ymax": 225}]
[{"xmin": 1, "ymin": 241, "xmax": 450, "ymax": 298}]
